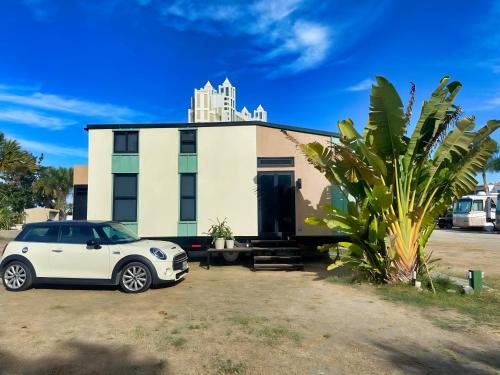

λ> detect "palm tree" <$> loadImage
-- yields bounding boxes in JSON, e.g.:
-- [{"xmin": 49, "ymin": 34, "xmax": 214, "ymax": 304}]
[
  {"xmin": 33, "ymin": 166, "xmax": 73, "ymax": 218},
  {"xmin": 0, "ymin": 132, "xmax": 38, "ymax": 176},
  {"xmin": 482, "ymin": 146, "xmax": 500, "ymax": 192},
  {"xmin": 298, "ymin": 76, "xmax": 499, "ymax": 283}
]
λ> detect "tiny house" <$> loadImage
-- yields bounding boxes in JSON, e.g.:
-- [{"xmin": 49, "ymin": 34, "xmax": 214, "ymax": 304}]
[{"xmin": 75, "ymin": 121, "xmax": 346, "ymax": 249}]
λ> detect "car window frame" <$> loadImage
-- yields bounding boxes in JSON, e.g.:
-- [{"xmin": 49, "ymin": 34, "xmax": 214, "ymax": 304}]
[
  {"xmin": 57, "ymin": 223, "xmax": 102, "ymax": 245},
  {"xmin": 16, "ymin": 224, "xmax": 61, "ymax": 243}
]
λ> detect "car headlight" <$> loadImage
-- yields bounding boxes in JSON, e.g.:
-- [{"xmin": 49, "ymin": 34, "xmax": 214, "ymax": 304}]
[{"xmin": 150, "ymin": 247, "xmax": 167, "ymax": 260}]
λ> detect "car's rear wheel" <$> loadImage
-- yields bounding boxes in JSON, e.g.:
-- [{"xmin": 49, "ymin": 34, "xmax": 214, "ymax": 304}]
[
  {"xmin": 2, "ymin": 261, "xmax": 33, "ymax": 292},
  {"xmin": 119, "ymin": 262, "xmax": 152, "ymax": 293}
]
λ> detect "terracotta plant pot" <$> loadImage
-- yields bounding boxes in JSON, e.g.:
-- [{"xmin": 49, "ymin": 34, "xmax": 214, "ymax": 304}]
[{"xmin": 215, "ymin": 238, "xmax": 225, "ymax": 250}]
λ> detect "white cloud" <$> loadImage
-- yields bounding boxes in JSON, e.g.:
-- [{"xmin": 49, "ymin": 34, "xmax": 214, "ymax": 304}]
[
  {"xmin": 5, "ymin": 134, "xmax": 87, "ymax": 159},
  {"xmin": 0, "ymin": 91, "xmax": 146, "ymax": 122},
  {"xmin": 486, "ymin": 96, "xmax": 500, "ymax": 108},
  {"xmin": 0, "ymin": 109, "xmax": 76, "ymax": 130},
  {"xmin": 161, "ymin": 0, "xmax": 331, "ymax": 75},
  {"xmin": 346, "ymin": 78, "xmax": 375, "ymax": 92}
]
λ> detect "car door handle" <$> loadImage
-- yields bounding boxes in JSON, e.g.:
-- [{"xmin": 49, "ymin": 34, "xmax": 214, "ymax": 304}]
[{"xmin": 51, "ymin": 249, "xmax": 63, "ymax": 253}]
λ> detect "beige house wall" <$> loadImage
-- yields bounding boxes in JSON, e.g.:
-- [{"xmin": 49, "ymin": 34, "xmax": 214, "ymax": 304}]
[
  {"xmin": 256, "ymin": 126, "xmax": 332, "ymax": 236},
  {"xmin": 138, "ymin": 128, "xmax": 179, "ymax": 237},
  {"xmin": 87, "ymin": 129, "xmax": 113, "ymax": 221},
  {"xmin": 73, "ymin": 165, "xmax": 88, "ymax": 185},
  {"xmin": 198, "ymin": 126, "xmax": 258, "ymax": 236}
]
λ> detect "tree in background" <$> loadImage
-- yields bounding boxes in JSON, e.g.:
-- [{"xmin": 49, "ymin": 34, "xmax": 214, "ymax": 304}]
[
  {"xmin": 33, "ymin": 166, "xmax": 74, "ymax": 219},
  {"xmin": 482, "ymin": 146, "xmax": 500, "ymax": 193},
  {"xmin": 0, "ymin": 132, "xmax": 40, "ymax": 229},
  {"xmin": 299, "ymin": 76, "xmax": 499, "ymax": 283}
]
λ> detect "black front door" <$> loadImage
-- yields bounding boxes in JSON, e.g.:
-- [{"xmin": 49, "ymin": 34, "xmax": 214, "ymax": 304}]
[{"xmin": 258, "ymin": 172, "xmax": 295, "ymax": 238}]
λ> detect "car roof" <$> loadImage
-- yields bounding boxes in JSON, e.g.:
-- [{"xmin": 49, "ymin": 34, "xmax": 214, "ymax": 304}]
[{"xmin": 23, "ymin": 220, "xmax": 116, "ymax": 227}]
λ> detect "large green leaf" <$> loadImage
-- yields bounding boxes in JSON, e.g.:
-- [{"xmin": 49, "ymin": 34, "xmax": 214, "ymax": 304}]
[
  {"xmin": 404, "ymin": 77, "xmax": 462, "ymax": 167},
  {"xmin": 366, "ymin": 76, "xmax": 406, "ymax": 158}
]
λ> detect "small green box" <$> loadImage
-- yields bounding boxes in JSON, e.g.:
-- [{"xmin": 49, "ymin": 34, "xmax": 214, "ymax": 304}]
[{"xmin": 468, "ymin": 270, "xmax": 483, "ymax": 291}]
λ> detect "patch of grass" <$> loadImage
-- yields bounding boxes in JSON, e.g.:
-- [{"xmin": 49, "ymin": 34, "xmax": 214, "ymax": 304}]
[
  {"xmin": 171, "ymin": 328, "xmax": 181, "ymax": 334},
  {"xmin": 157, "ymin": 331, "xmax": 187, "ymax": 350},
  {"xmin": 377, "ymin": 283, "xmax": 500, "ymax": 328},
  {"xmin": 132, "ymin": 326, "xmax": 147, "ymax": 340},
  {"xmin": 214, "ymin": 358, "xmax": 246, "ymax": 375},
  {"xmin": 188, "ymin": 322, "xmax": 208, "ymax": 330},
  {"xmin": 228, "ymin": 314, "xmax": 268, "ymax": 327},
  {"xmin": 170, "ymin": 336, "xmax": 187, "ymax": 348},
  {"xmin": 257, "ymin": 325, "xmax": 303, "ymax": 345}
]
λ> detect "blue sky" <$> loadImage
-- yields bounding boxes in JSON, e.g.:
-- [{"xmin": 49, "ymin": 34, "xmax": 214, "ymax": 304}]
[{"xmin": 0, "ymin": 0, "xmax": 499, "ymax": 182}]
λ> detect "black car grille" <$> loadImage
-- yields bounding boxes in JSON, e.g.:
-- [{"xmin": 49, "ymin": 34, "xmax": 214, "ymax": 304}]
[{"xmin": 173, "ymin": 253, "xmax": 188, "ymax": 270}]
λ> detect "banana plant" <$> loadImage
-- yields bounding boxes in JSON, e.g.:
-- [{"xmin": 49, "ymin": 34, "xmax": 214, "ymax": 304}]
[{"xmin": 300, "ymin": 77, "xmax": 499, "ymax": 283}]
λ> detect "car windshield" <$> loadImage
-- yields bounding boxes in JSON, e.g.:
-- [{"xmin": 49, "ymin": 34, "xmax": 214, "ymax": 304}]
[
  {"xmin": 100, "ymin": 223, "xmax": 139, "ymax": 244},
  {"xmin": 454, "ymin": 199, "xmax": 472, "ymax": 214}
]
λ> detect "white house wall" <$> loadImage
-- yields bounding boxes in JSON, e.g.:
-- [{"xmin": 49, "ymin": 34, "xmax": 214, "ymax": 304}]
[
  {"xmin": 87, "ymin": 129, "xmax": 113, "ymax": 221},
  {"xmin": 138, "ymin": 128, "xmax": 179, "ymax": 237},
  {"xmin": 197, "ymin": 126, "xmax": 258, "ymax": 236}
]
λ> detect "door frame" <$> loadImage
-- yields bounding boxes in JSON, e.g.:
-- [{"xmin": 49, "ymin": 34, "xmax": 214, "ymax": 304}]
[{"xmin": 257, "ymin": 171, "xmax": 296, "ymax": 238}]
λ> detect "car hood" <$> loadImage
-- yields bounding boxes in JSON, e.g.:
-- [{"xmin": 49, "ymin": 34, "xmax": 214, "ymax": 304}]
[{"xmin": 119, "ymin": 239, "xmax": 185, "ymax": 257}]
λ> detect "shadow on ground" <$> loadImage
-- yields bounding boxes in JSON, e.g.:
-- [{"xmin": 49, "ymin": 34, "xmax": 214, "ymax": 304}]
[
  {"xmin": 0, "ymin": 341, "xmax": 167, "ymax": 375},
  {"xmin": 374, "ymin": 341, "xmax": 500, "ymax": 374}
]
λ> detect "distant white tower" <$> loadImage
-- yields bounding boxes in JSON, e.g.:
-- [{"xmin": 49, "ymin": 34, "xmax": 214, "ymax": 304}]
[
  {"xmin": 253, "ymin": 104, "xmax": 267, "ymax": 122},
  {"xmin": 188, "ymin": 78, "xmax": 267, "ymax": 123}
]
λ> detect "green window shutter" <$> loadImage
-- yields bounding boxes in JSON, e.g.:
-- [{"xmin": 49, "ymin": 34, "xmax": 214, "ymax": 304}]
[
  {"xmin": 112, "ymin": 154, "xmax": 139, "ymax": 173},
  {"xmin": 178, "ymin": 154, "xmax": 197, "ymax": 173}
]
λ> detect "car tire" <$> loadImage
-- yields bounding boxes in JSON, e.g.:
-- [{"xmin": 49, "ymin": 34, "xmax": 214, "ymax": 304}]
[
  {"xmin": 119, "ymin": 262, "xmax": 152, "ymax": 293},
  {"xmin": 446, "ymin": 222, "xmax": 453, "ymax": 229},
  {"xmin": 2, "ymin": 261, "xmax": 33, "ymax": 292}
]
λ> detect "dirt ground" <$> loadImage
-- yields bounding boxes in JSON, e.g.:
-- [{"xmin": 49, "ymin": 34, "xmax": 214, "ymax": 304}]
[
  {"xmin": 428, "ymin": 229, "xmax": 500, "ymax": 280},
  {"xmin": 0, "ymin": 231, "xmax": 499, "ymax": 374}
]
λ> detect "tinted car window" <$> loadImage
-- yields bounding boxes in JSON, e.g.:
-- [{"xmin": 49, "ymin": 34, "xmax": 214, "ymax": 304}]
[
  {"xmin": 20, "ymin": 225, "xmax": 59, "ymax": 243},
  {"xmin": 59, "ymin": 225, "xmax": 101, "ymax": 244}
]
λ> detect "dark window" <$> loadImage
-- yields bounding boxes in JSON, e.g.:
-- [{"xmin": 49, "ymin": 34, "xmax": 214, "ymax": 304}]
[
  {"xmin": 19, "ymin": 225, "xmax": 59, "ymax": 243},
  {"xmin": 257, "ymin": 157, "xmax": 294, "ymax": 168},
  {"xmin": 73, "ymin": 185, "xmax": 88, "ymax": 220},
  {"xmin": 180, "ymin": 130, "xmax": 197, "ymax": 154},
  {"xmin": 114, "ymin": 131, "xmax": 138, "ymax": 153},
  {"xmin": 59, "ymin": 225, "xmax": 100, "ymax": 244},
  {"xmin": 180, "ymin": 173, "xmax": 196, "ymax": 221},
  {"xmin": 113, "ymin": 174, "xmax": 138, "ymax": 222}
]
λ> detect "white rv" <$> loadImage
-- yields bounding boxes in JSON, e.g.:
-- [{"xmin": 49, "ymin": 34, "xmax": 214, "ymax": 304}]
[
  {"xmin": 496, "ymin": 194, "xmax": 500, "ymax": 230},
  {"xmin": 453, "ymin": 192, "xmax": 497, "ymax": 229}
]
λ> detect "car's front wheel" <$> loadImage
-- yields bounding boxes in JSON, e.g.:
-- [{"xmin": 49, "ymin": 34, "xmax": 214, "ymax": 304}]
[
  {"xmin": 2, "ymin": 261, "xmax": 33, "ymax": 292},
  {"xmin": 119, "ymin": 262, "xmax": 152, "ymax": 293}
]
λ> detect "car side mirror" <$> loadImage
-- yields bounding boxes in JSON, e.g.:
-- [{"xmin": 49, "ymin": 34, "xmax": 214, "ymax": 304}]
[{"xmin": 86, "ymin": 239, "xmax": 101, "ymax": 249}]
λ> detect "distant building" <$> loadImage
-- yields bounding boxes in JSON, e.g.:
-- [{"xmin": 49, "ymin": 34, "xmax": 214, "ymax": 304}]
[
  {"xmin": 474, "ymin": 182, "xmax": 500, "ymax": 194},
  {"xmin": 188, "ymin": 78, "xmax": 267, "ymax": 123}
]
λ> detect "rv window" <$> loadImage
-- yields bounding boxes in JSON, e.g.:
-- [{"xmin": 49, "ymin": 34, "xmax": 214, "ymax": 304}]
[
  {"xmin": 472, "ymin": 200, "xmax": 483, "ymax": 211},
  {"xmin": 454, "ymin": 199, "xmax": 472, "ymax": 214}
]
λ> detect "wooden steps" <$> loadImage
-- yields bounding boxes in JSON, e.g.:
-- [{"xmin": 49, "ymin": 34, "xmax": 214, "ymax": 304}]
[
  {"xmin": 253, "ymin": 263, "xmax": 304, "ymax": 270},
  {"xmin": 253, "ymin": 250, "xmax": 303, "ymax": 271}
]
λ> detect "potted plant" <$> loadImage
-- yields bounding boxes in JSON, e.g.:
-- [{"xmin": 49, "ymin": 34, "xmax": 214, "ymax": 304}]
[
  {"xmin": 207, "ymin": 218, "xmax": 227, "ymax": 250},
  {"xmin": 224, "ymin": 226, "xmax": 235, "ymax": 249}
]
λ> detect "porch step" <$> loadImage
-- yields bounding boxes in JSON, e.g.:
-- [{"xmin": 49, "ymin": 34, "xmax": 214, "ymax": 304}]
[
  {"xmin": 253, "ymin": 255, "xmax": 301, "ymax": 261},
  {"xmin": 250, "ymin": 239, "xmax": 298, "ymax": 248},
  {"xmin": 253, "ymin": 263, "xmax": 304, "ymax": 270}
]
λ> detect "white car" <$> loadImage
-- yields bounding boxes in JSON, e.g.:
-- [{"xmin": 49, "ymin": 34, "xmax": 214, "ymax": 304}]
[{"xmin": 0, "ymin": 221, "xmax": 189, "ymax": 293}]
